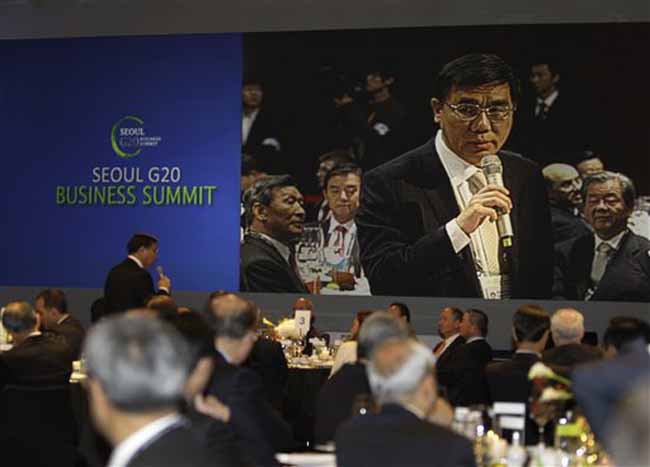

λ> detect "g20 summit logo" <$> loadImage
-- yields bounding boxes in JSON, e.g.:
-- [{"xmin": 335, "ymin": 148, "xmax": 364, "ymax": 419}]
[{"xmin": 110, "ymin": 115, "xmax": 162, "ymax": 158}]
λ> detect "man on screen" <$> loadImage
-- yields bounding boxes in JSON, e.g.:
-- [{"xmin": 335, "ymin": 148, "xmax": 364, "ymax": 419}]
[
  {"xmin": 240, "ymin": 175, "xmax": 308, "ymax": 293},
  {"xmin": 356, "ymin": 53, "xmax": 553, "ymax": 299}
]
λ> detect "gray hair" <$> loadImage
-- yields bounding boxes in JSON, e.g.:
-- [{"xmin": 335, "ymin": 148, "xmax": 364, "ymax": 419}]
[
  {"xmin": 582, "ymin": 171, "xmax": 636, "ymax": 209},
  {"xmin": 367, "ymin": 340, "xmax": 435, "ymax": 405},
  {"xmin": 608, "ymin": 379, "xmax": 650, "ymax": 467},
  {"xmin": 242, "ymin": 174, "xmax": 296, "ymax": 226},
  {"xmin": 2, "ymin": 301, "xmax": 37, "ymax": 333},
  {"xmin": 357, "ymin": 311, "xmax": 409, "ymax": 360},
  {"xmin": 551, "ymin": 308, "xmax": 585, "ymax": 345},
  {"xmin": 83, "ymin": 315, "xmax": 192, "ymax": 412}
]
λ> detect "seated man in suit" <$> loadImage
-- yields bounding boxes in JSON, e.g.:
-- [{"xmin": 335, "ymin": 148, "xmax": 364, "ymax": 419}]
[
  {"xmin": 83, "ymin": 314, "xmax": 212, "ymax": 467},
  {"xmin": 240, "ymin": 175, "xmax": 308, "ymax": 293},
  {"xmin": 387, "ymin": 301, "xmax": 417, "ymax": 338},
  {"xmin": 601, "ymin": 316, "xmax": 650, "ymax": 358},
  {"xmin": 575, "ymin": 150, "xmax": 605, "ymax": 178},
  {"xmin": 205, "ymin": 293, "xmax": 293, "ymax": 466},
  {"xmin": 356, "ymin": 53, "xmax": 553, "ymax": 299},
  {"xmin": 34, "ymin": 289, "xmax": 85, "ymax": 359},
  {"xmin": 553, "ymin": 171, "xmax": 650, "ymax": 302},
  {"xmin": 446, "ymin": 308, "xmax": 493, "ymax": 406},
  {"xmin": 0, "ymin": 301, "xmax": 74, "ymax": 388},
  {"xmin": 542, "ymin": 163, "xmax": 591, "ymax": 245},
  {"xmin": 315, "ymin": 311, "xmax": 409, "ymax": 444},
  {"xmin": 434, "ymin": 307, "xmax": 465, "ymax": 396},
  {"xmin": 320, "ymin": 162, "xmax": 370, "ymax": 294},
  {"xmin": 336, "ymin": 338, "xmax": 476, "ymax": 467},
  {"xmin": 486, "ymin": 304, "xmax": 550, "ymax": 445},
  {"xmin": 104, "ymin": 233, "xmax": 171, "ymax": 315},
  {"xmin": 543, "ymin": 308, "xmax": 602, "ymax": 369}
]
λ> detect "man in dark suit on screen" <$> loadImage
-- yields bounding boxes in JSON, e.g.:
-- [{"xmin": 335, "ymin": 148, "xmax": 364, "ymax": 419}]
[
  {"xmin": 356, "ymin": 54, "xmax": 553, "ymax": 299},
  {"xmin": 553, "ymin": 171, "xmax": 650, "ymax": 302},
  {"xmin": 336, "ymin": 338, "xmax": 476, "ymax": 467},
  {"xmin": 240, "ymin": 175, "xmax": 308, "ymax": 293},
  {"xmin": 104, "ymin": 233, "xmax": 171, "ymax": 315},
  {"xmin": 83, "ymin": 314, "xmax": 212, "ymax": 467}
]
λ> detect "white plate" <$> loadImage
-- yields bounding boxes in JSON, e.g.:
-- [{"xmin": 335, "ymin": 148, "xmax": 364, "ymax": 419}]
[{"xmin": 276, "ymin": 453, "xmax": 336, "ymax": 466}]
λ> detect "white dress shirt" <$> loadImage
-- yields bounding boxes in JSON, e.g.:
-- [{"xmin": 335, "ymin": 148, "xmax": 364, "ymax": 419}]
[
  {"xmin": 329, "ymin": 341, "xmax": 357, "ymax": 377},
  {"xmin": 435, "ymin": 130, "xmax": 508, "ymax": 299},
  {"xmin": 107, "ymin": 413, "xmax": 184, "ymax": 467},
  {"xmin": 593, "ymin": 229, "xmax": 626, "ymax": 256},
  {"xmin": 535, "ymin": 90, "xmax": 559, "ymax": 116},
  {"xmin": 466, "ymin": 336, "xmax": 486, "ymax": 344},
  {"xmin": 242, "ymin": 109, "xmax": 259, "ymax": 145},
  {"xmin": 437, "ymin": 333, "xmax": 461, "ymax": 357}
]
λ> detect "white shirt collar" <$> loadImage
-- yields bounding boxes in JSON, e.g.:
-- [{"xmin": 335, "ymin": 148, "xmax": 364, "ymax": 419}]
[
  {"xmin": 402, "ymin": 403, "xmax": 426, "ymax": 420},
  {"xmin": 107, "ymin": 413, "xmax": 183, "ymax": 467},
  {"xmin": 254, "ymin": 232, "xmax": 291, "ymax": 264},
  {"xmin": 27, "ymin": 331, "xmax": 42, "ymax": 339},
  {"xmin": 57, "ymin": 315, "xmax": 70, "ymax": 325},
  {"xmin": 127, "ymin": 255, "xmax": 144, "ymax": 269},
  {"xmin": 435, "ymin": 130, "xmax": 480, "ymax": 187},
  {"xmin": 515, "ymin": 349, "xmax": 541, "ymax": 358},
  {"xmin": 538, "ymin": 89, "xmax": 559, "ymax": 108},
  {"xmin": 328, "ymin": 216, "xmax": 356, "ymax": 235},
  {"xmin": 217, "ymin": 348, "xmax": 234, "ymax": 364},
  {"xmin": 466, "ymin": 336, "xmax": 485, "ymax": 344},
  {"xmin": 594, "ymin": 230, "xmax": 626, "ymax": 253}
]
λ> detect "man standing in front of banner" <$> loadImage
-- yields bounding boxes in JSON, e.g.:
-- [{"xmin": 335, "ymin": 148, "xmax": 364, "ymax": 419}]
[{"xmin": 356, "ymin": 54, "xmax": 553, "ymax": 299}]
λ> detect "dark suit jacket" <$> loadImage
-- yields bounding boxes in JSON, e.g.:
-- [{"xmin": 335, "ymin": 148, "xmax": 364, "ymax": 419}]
[
  {"xmin": 49, "ymin": 314, "xmax": 86, "ymax": 360},
  {"xmin": 572, "ymin": 341, "xmax": 650, "ymax": 444},
  {"xmin": 242, "ymin": 108, "xmax": 286, "ymax": 174},
  {"xmin": 543, "ymin": 343, "xmax": 603, "ymax": 370},
  {"xmin": 336, "ymin": 403, "xmax": 476, "ymax": 467},
  {"xmin": 244, "ymin": 338, "xmax": 289, "ymax": 413},
  {"xmin": 0, "ymin": 333, "xmax": 74, "ymax": 388},
  {"xmin": 446, "ymin": 339, "xmax": 493, "ymax": 406},
  {"xmin": 185, "ymin": 409, "xmax": 248, "ymax": 467},
  {"xmin": 240, "ymin": 234, "xmax": 308, "ymax": 293},
  {"xmin": 206, "ymin": 351, "xmax": 294, "ymax": 467},
  {"xmin": 104, "ymin": 258, "xmax": 167, "ymax": 315},
  {"xmin": 127, "ymin": 422, "xmax": 213, "ymax": 467},
  {"xmin": 553, "ymin": 231, "xmax": 650, "ymax": 302},
  {"xmin": 435, "ymin": 335, "xmax": 466, "ymax": 397},
  {"xmin": 550, "ymin": 205, "xmax": 591, "ymax": 245},
  {"xmin": 321, "ymin": 217, "xmax": 362, "ymax": 277},
  {"xmin": 315, "ymin": 362, "xmax": 371, "ymax": 444},
  {"xmin": 356, "ymin": 138, "xmax": 553, "ymax": 298}
]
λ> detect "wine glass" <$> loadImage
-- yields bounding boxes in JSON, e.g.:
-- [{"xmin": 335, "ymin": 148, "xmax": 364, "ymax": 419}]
[{"xmin": 296, "ymin": 224, "xmax": 325, "ymax": 287}]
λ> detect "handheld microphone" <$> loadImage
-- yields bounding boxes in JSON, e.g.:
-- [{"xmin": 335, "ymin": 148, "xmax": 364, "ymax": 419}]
[
  {"xmin": 156, "ymin": 265, "xmax": 165, "ymax": 278},
  {"xmin": 481, "ymin": 155, "xmax": 514, "ymax": 248}
]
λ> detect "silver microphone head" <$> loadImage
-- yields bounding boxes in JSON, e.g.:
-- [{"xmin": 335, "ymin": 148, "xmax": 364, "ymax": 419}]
[
  {"xmin": 156, "ymin": 265, "xmax": 164, "ymax": 277},
  {"xmin": 481, "ymin": 154, "xmax": 503, "ymax": 176}
]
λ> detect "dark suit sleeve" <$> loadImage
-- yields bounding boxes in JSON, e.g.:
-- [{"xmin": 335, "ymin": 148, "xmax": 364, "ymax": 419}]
[
  {"xmin": 552, "ymin": 243, "xmax": 570, "ymax": 299},
  {"xmin": 356, "ymin": 169, "xmax": 460, "ymax": 296},
  {"xmin": 241, "ymin": 258, "xmax": 302, "ymax": 293}
]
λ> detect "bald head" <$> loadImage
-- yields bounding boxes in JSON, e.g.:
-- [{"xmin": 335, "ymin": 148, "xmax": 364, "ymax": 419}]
[
  {"xmin": 550, "ymin": 308, "xmax": 585, "ymax": 346},
  {"xmin": 543, "ymin": 163, "xmax": 583, "ymax": 208},
  {"xmin": 2, "ymin": 301, "xmax": 38, "ymax": 334}
]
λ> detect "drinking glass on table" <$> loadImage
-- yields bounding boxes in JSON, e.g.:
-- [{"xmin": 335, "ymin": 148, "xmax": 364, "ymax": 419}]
[{"xmin": 295, "ymin": 224, "xmax": 325, "ymax": 290}]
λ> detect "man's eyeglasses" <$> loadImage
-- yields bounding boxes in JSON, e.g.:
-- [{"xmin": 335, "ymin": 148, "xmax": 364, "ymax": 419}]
[{"xmin": 445, "ymin": 102, "xmax": 516, "ymax": 122}]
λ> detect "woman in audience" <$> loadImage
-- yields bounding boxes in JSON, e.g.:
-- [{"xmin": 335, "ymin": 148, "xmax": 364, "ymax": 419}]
[{"xmin": 330, "ymin": 310, "xmax": 374, "ymax": 376}]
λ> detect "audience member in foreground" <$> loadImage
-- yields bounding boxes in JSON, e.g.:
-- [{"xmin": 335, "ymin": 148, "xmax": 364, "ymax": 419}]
[
  {"xmin": 315, "ymin": 311, "xmax": 407, "ymax": 443},
  {"xmin": 607, "ymin": 378, "xmax": 650, "ymax": 467},
  {"xmin": 542, "ymin": 308, "xmax": 602, "ymax": 369},
  {"xmin": 205, "ymin": 293, "xmax": 293, "ymax": 466},
  {"xmin": 329, "ymin": 309, "xmax": 374, "ymax": 376},
  {"xmin": 83, "ymin": 315, "xmax": 211, "ymax": 467},
  {"xmin": 336, "ymin": 339, "xmax": 476, "ymax": 467},
  {"xmin": 34, "ymin": 288, "xmax": 86, "ymax": 359},
  {"xmin": 0, "ymin": 301, "xmax": 73, "ymax": 388},
  {"xmin": 445, "ymin": 308, "xmax": 493, "ymax": 406},
  {"xmin": 103, "ymin": 233, "xmax": 171, "ymax": 315},
  {"xmin": 486, "ymin": 304, "xmax": 551, "ymax": 445}
]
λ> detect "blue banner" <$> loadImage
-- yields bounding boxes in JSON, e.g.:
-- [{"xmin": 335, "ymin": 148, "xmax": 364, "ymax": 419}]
[{"xmin": 0, "ymin": 34, "xmax": 243, "ymax": 291}]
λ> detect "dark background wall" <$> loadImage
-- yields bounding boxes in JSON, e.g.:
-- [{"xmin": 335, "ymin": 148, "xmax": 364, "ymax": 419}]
[{"xmin": 1, "ymin": 0, "xmax": 648, "ymax": 349}]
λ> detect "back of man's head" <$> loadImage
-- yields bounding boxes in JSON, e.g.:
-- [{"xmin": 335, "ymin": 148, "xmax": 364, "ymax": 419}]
[
  {"xmin": 83, "ymin": 315, "xmax": 192, "ymax": 413},
  {"xmin": 465, "ymin": 308, "xmax": 489, "ymax": 338},
  {"xmin": 35, "ymin": 289, "xmax": 68, "ymax": 314},
  {"xmin": 127, "ymin": 233, "xmax": 158, "ymax": 255},
  {"xmin": 388, "ymin": 302, "xmax": 411, "ymax": 323},
  {"xmin": 2, "ymin": 301, "xmax": 38, "ymax": 334},
  {"xmin": 603, "ymin": 317, "xmax": 650, "ymax": 355},
  {"xmin": 551, "ymin": 308, "xmax": 585, "ymax": 346},
  {"xmin": 207, "ymin": 293, "xmax": 258, "ymax": 339},
  {"xmin": 512, "ymin": 304, "xmax": 550, "ymax": 344},
  {"xmin": 367, "ymin": 339, "xmax": 436, "ymax": 406},
  {"xmin": 357, "ymin": 311, "xmax": 409, "ymax": 361}
]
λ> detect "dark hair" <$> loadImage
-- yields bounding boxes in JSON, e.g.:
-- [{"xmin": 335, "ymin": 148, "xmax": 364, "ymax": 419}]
[
  {"xmin": 206, "ymin": 294, "xmax": 258, "ymax": 339},
  {"xmin": 389, "ymin": 302, "xmax": 411, "ymax": 323},
  {"xmin": 351, "ymin": 310, "xmax": 375, "ymax": 341},
  {"xmin": 323, "ymin": 162, "xmax": 362, "ymax": 191},
  {"xmin": 127, "ymin": 233, "xmax": 158, "ymax": 254},
  {"xmin": 242, "ymin": 153, "xmax": 269, "ymax": 176},
  {"xmin": 531, "ymin": 58, "xmax": 561, "ymax": 77},
  {"xmin": 582, "ymin": 171, "xmax": 636, "ymax": 209},
  {"xmin": 513, "ymin": 304, "xmax": 550, "ymax": 342},
  {"xmin": 465, "ymin": 308, "xmax": 489, "ymax": 337},
  {"xmin": 445, "ymin": 307, "xmax": 464, "ymax": 322},
  {"xmin": 434, "ymin": 54, "xmax": 521, "ymax": 105},
  {"xmin": 35, "ymin": 289, "xmax": 68, "ymax": 314},
  {"xmin": 242, "ymin": 174, "xmax": 297, "ymax": 226},
  {"xmin": 2, "ymin": 301, "xmax": 38, "ymax": 333},
  {"xmin": 318, "ymin": 149, "xmax": 355, "ymax": 165},
  {"xmin": 574, "ymin": 150, "xmax": 604, "ymax": 165},
  {"xmin": 603, "ymin": 317, "xmax": 650, "ymax": 351},
  {"xmin": 145, "ymin": 295, "xmax": 178, "ymax": 320}
]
